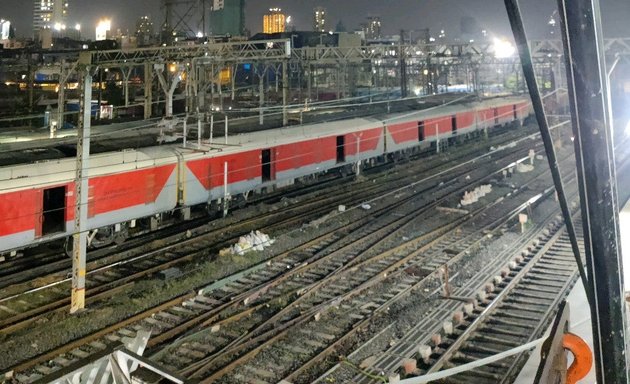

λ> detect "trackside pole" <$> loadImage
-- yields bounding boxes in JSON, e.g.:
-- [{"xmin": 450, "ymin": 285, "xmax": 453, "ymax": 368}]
[
  {"xmin": 225, "ymin": 116, "xmax": 228, "ymax": 145},
  {"xmin": 197, "ymin": 113, "xmax": 202, "ymax": 149},
  {"xmin": 223, "ymin": 161, "xmax": 229, "ymax": 217},
  {"xmin": 71, "ymin": 53, "xmax": 93, "ymax": 314},
  {"xmin": 183, "ymin": 116, "xmax": 187, "ymax": 148}
]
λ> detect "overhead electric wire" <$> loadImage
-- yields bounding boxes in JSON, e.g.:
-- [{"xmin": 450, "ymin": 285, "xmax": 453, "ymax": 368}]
[
  {"xmin": 0, "ymin": 101, "xmax": 528, "ymax": 193},
  {"xmin": 503, "ymin": 0, "xmax": 592, "ymax": 307}
]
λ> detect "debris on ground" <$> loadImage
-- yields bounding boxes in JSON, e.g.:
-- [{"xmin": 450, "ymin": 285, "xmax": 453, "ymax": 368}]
[
  {"xmin": 460, "ymin": 185, "xmax": 492, "ymax": 206},
  {"xmin": 516, "ymin": 162, "xmax": 535, "ymax": 173},
  {"xmin": 220, "ymin": 231, "xmax": 275, "ymax": 256}
]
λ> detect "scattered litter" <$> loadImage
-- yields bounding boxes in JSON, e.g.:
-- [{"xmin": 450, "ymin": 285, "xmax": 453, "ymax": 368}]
[
  {"xmin": 516, "ymin": 162, "xmax": 535, "ymax": 173},
  {"xmin": 437, "ymin": 206, "xmax": 469, "ymax": 215},
  {"xmin": 361, "ymin": 203, "xmax": 372, "ymax": 210},
  {"xmin": 220, "ymin": 230, "xmax": 275, "ymax": 256},
  {"xmin": 460, "ymin": 184, "xmax": 492, "ymax": 206},
  {"xmin": 536, "ymin": 155, "xmax": 544, "ymax": 160},
  {"xmin": 338, "ymin": 205, "xmax": 346, "ymax": 212},
  {"xmin": 465, "ymin": 175, "xmax": 471, "ymax": 180}
]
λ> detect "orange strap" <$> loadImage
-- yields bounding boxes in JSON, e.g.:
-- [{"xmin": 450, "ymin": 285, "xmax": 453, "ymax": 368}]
[{"xmin": 563, "ymin": 332, "xmax": 593, "ymax": 384}]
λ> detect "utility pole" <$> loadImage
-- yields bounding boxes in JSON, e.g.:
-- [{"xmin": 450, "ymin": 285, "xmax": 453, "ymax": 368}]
[
  {"xmin": 556, "ymin": 0, "xmax": 629, "ymax": 381},
  {"xmin": 399, "ymin": 30, "xmax": 408, "ymax": 98},
  {"xmin": 282, "ymin": 60, "xmax": 288, "ymax": 126},
  {"xmin": 56, "ymin": 60, "xmax": 67, "ymax": 138},
  {"xmin": 70, "ymin": 52, "xmax": 93, "ymax": 314}
]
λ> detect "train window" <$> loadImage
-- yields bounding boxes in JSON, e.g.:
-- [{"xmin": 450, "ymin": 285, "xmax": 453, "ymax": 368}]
[
  {"xmin": 262, "ymin": 149, "xmax": 274, "ymax": 182},
  {"xmin": 451, "ymin": 116, "xmax": 457, "ymax": 134},
  {"xmin": 336, "ymin": 136, "xmax": 346, "ymax": 163},
  {"xmin": 418, "ymin": 121, "xmax": 425, "ymax": 141},
  {"xmin": 42, "ymin": 186, "xmax": 66, "ymax": 236}
]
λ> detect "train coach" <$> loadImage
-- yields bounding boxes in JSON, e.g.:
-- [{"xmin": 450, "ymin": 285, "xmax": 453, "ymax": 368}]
[{"xmin": 0, "ymin": 96, "xmax": 532, "ymax": 256}]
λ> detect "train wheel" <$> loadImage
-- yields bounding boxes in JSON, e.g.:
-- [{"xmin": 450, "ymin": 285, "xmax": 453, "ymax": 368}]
[{"xmin": 113, "ymin": 226, "xmax": 129, "ymax": 245}]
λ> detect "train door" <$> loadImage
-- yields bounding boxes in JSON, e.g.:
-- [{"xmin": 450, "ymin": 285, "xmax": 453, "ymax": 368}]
[
  {"xmin": 42, "ymin": 186, "xmax": 66, "ymax": 235},
  {"xmin": 513, "ymin": 104, "xmax": 518, "ymax": 120},
  {"xmin": 262, "ymin": 149, "xmax": 275, "ymax": 182},
  {"xmin": 336, "ymin": 136, "xmax": 346, "ymax": 163},
  {"xmin": 494, "ymin": 108, "xmax": 499, "ymax": 125},
  {"xmin": 418, "ymin": 121, "xmax": 425, "ymax": 141},
  {"xmin": 451, "ymin": 116, "xmax": 457, "ymax": 134}
]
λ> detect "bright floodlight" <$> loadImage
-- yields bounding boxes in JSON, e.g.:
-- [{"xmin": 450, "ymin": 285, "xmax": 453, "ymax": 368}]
[
  {"xmin": 626, "ymin": 120, "xmax": 630, "ymax": 136},
  {"xmin": 96, "ymin": 19, "xmax": 111, "ymax": 41},
  {"xmin": 493, "ymin": 38, "xmax": 516, "ymax": 59}
]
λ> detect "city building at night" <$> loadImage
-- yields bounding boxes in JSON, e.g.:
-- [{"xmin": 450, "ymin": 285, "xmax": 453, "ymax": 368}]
[
  {"xmin": 362, "ymin": 16, "xmax": 381, "ymax": 40},
  {"xmin": 313, "ymin": 6, "xmax": 326, "ymax": 32},
  {"xmin": 263, "ymin": 8, "xmax": 286, "ymax": 34},
  {"xmin": 209, "ymin": 0, "xmax": 245, "ymax": 36},
  {"xmin": 135, "ymin": 15, "xmax": 154, "ymax": 46},
  {"xmin": 33, "ymin": 0, "xmax": 68, "ymax": 35}
]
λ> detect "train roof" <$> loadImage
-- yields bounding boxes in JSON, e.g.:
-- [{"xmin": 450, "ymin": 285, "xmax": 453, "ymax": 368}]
[
  {"xmin": 175, "ymin": 116, "xmax": 381, "ymax": 160},
  {"xmin": 0, "ymin": 146, "xmax": 177, "ymax": 192},
  {"xmin": 378, "ymin": 95, "xmax": 529, "ymax": 124}
]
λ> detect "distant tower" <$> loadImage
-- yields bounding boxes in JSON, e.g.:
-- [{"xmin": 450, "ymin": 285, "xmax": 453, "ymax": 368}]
[
  {"xmin": 263, "ymin": 8, "xmax": 286, "ymax": 34},
  {"xmin": 365, "ymin": 16, "xmax": 381, "ymax": 40},
  {"xmin": 33, "ymin": 0, "xmax": 68, "ymax": 36},
  {"xmin": 313, "ymin": 7, "xmax": 326, "ymax": 32},
  {"xmin": 136, "ymin": 16, "xmax": 154, "ymax": 46},
  {"xmin": 210, "ymin": 0, "xmax": 245, "ymax": 36}
]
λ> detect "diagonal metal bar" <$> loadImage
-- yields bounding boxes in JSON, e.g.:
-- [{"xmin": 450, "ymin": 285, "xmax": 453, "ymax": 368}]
[{"xmin": 502, "ymin": 0, "xmax": 591, "ymax": 308}]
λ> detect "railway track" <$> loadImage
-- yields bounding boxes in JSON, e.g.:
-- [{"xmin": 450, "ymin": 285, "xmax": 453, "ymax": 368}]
[
  {"xmin": 318, "ymin": 191, "xmax": 581, "ymax": 384},
  {"xmin": 421, "ymin": 221, "xmax": 581, "ymax": 383},
  {"xmin": 2, "ymin": 138, "xmax": 554, "ymax": 381},
  {"xmin": 185, "ymin": 170, "xmax": 559, "ymax": 384}
]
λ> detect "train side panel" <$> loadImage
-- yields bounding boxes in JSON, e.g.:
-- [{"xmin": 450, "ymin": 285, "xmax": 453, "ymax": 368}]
[
  {"xmin": 423, "ymin": 116, "xmax": 453, "ymax": 138},
  {"xmin": 385, "ymin": 121, "xmax": 419, "ymax": 152},
  {"xmin": 455, "ymin": 111, "xmax": 476, "ymax": 134},
  {"xmin": 0, "ymin": 150, "xmax": 179, "ymax": 253},
  {"xmin": 183, "ymin": 126, "xmax": 385, "ymax": 206}
]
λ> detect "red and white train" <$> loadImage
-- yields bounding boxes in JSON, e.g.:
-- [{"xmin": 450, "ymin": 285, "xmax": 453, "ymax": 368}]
[{"xmin": 0, "ymin": 96, "xmax": 532, "ymax": 255}]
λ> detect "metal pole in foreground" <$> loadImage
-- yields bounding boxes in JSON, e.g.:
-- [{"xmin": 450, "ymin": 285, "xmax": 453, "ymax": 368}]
[
  {"xmin": 557, "ymin": 0, "xmax": 629, "ymax": 381},
  {"xmin": 71, "ymin": 53, "xmax": 93, "ymax": 314},
  {"xmin": 503, "ymin": 0, "xmax": 590, "ymax": 305}
]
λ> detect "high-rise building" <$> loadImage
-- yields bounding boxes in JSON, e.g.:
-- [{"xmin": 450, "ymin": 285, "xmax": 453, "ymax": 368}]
[
  {"xmin": 365, "ymin": 16, "xmax": 381, "ymax": 40},
  {"xmin": 210, "ymin": 0, "xmax": 245, "ymax": 36},
  {"xmin": 136, "ymin": 16, "xmax": 154, "ymax": 46},
  {"xmin": 0, "ymin": 20, "xmax": 14, "ymax": 40},
  {"xmin": 263, "ymin": 8, "xmax": 286, "ymax": 34},
  {"xmin": 33, "ymin": 0, "xmax": 68, "ymax": 35},
  {"xmin": 313, "ymin": 7, "xmax": 326, "ymax": 32}
]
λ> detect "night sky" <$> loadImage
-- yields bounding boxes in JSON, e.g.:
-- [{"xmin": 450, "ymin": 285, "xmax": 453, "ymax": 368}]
[{"xmin": 0, "ymin": 0, "xmax": 628, "ymax": 40}]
